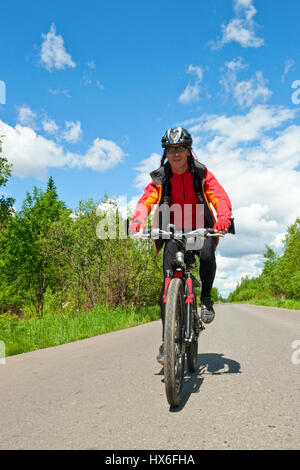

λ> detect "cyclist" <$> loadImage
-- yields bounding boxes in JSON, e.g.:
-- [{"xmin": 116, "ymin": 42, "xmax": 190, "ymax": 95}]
[{"xmin": 129, "ymin": 127, "xmax": 232, "ymax": 364}]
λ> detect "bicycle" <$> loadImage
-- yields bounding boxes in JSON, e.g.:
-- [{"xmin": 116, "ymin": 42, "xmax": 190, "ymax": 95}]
[{"xmin": 135, "ymin": 225, "xmax": 225, "ymax": 408}]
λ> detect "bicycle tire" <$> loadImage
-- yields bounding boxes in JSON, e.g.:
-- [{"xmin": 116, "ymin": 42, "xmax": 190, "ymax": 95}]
[
  {"xmin": 186, "ymin": 295, "xmax": 198, "ymax": 372},
  {"xmin": 164, "ymin": 278, "xmax": 185, "ymax": 407}
]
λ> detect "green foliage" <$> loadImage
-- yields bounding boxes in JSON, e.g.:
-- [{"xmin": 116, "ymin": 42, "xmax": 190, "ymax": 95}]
[
  {"xmin": 229, "ymin": 219, "xmax": 300, "ymax": 303},
  {"xmin": 0, "ymin": 312, "xmax": 19, "ymax": 330},
  {"xmin": 0, "ymin": 137, "xmax": 15, "ymax": 230},
  {"xmin": 211, "ymin": 287, "xmax": 223, "ymax": 303},
  {"xmin": 0, "ymin": 178, "xmax": 163, "ymax": 318},
  {"xmin": 0, "ymin": 178, "xmax": 71, "ymax": 316}
]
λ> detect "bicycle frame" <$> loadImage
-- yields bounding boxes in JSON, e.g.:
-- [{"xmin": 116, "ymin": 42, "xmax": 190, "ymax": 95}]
[
  {"xmin": 163, "ymin": 240, "xmax": 202, "ymax": 347},
  {"xmin": 131, "ymin": 223, "xmax": 223, "ymax": 341}
]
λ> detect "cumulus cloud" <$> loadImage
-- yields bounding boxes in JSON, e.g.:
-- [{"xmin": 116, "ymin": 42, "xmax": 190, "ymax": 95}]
[
  {"xmin": 40, "ymin": 24, "xmax": 76, "ymax": 71},
  {"xmin": 215, "ymin": 253, "xmax": 263, "ymax": 295},
  {"xmin": 178, "ymin": 82, "xmax": 201, "ymax": 105},
  {"xmin": 220, "ymin": 60, "xmax": 272, "ymax": 107},
  {"xmin": 42, "ymin": 117, "xmax": 59, "ymax": 135},
  {"xmin": 233, "ymin": 71, "xmax": 272, "ymax": 107},
  {"xmin": 63, "ymin": 121, "xmax": 83, "ymax": 143},
  {"xmin": 0, "ymin": 120, "xmax": 126, "ymax": 179},
  {"xmin": 210, "ymin": 0, "xmax": 264, "ymax": 49},
  {"xmin": 134, "ymin": 153, "xmax": 161, "ymax": 188},
  {"xmin": 80, "ymin": 138, "xmax": 126, "ymax": 172},
  {"xmin": 17, "ymin": 105, "xmax": 37, "ymax": 128}
]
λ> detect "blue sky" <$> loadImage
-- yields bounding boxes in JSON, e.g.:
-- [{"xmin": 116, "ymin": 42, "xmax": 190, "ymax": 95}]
[{"xmin": 1, "ymin": 0, "xmax": 300, "ymax": 295}]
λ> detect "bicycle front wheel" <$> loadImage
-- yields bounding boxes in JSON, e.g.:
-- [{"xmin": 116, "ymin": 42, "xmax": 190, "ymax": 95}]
[
  {"xmin": 164, "ymin": 278, "xmax": 185, "ymax": 407},
  {"xmin": 186, "ymin": 294, "xmax": 198, "ymax": 372}
]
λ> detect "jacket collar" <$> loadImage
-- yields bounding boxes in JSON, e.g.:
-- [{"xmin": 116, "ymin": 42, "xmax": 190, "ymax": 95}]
[{"xmin": 150, "ymin": 159, "xmax": 206, "ymax": 186}]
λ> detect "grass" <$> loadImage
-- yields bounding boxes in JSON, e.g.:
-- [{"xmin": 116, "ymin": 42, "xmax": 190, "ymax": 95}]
[
  {"xmin": 229, "ymin": 298, "xmax": 300, "ymax": 310},
  {"xmin": 0, "ymin": 304, "xmax": 161, "ymax": 357}
]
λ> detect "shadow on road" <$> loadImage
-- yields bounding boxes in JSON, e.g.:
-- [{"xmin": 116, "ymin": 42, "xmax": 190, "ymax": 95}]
[
  {"xmin": 197, "ymin": 353, "xmax": 241, "ymax": 376},
  {"xmin": 156, "ymin": 353, "xmax": 241, "ymax": 412}
]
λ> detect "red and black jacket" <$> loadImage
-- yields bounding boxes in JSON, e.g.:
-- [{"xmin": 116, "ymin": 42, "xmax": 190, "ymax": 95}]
[{"xmin": 132, "ymin": 158, "xmax": 232, "ymax": 252}]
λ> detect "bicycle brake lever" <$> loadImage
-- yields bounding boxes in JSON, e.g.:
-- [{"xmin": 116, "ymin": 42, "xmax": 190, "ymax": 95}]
[{"xmin": 207, "ymin": 233, "xmax": 224, "ymax": 237}]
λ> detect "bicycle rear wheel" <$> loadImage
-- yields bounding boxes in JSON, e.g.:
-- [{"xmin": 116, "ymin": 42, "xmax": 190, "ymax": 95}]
[{"xmin": 164, "ymin": 278, "xmax": 185, "ymax": 407}]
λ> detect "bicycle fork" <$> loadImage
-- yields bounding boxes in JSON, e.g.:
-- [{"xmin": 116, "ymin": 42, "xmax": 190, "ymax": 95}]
[{"xmin": 185, "ymin": 272, "xmax": 204, "ymax": 343}]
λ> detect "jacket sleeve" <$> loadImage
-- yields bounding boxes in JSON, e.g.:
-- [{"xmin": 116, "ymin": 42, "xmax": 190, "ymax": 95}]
[
  {"xmin": 204, "ymin": 170, "xmax": 232, "ymax": 224},
  {"xmin": 131, "ymin": 181, "xmax": 161, "ymax": 226}
]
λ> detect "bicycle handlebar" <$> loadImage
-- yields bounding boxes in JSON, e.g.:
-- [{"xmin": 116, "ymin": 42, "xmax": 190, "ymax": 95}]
[{"xmin": 130, "ymin": 226, "xmax": 225, "ymax": 240}]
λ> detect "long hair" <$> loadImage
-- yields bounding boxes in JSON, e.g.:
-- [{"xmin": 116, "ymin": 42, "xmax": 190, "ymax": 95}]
[{"xmin": 160, "ymin": 150, "xmax": 167, "ymax": 167}]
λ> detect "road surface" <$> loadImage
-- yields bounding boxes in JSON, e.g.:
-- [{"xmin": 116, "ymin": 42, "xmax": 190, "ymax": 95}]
[{"xmin": 0, "ymin": 303, "xmax": 299, "ymax": 450}]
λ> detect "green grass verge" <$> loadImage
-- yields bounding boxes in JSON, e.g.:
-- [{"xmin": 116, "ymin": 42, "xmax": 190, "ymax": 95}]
[
  {"xmin": 0, "ymin": 304, "xmax": 161, "ymax": 357},
  {"xmin": 229, "ymin": 298, "xmax": 300, "ymax": 310}
]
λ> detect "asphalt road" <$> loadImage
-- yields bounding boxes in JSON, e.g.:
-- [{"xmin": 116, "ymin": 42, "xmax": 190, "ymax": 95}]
[{"xmin": 0, "ymin": 303, "xmax": 299, "ymax": 450}]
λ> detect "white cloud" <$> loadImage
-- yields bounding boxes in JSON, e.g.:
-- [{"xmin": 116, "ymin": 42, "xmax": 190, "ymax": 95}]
[
  {"xmin": 63, "ymin": 121, "xmax": 83, "ymax": 143},
  {"xmin": 233, "ymin": 71, "xmax": 272, "ymax": 107},
  {"xmin": 134, "ymin": 153, "xmax": 161, "ymax": 188},
  {"xmin": 96, "ymin": 194, "xmax": 139, "ymax": 220},
  {"xmin": 48, "ymin": 88, "xmax": 71, "ymax": 98},
  {"xmin": 178, "ymin": 64, "xmax": 204, "ymax": 105},
  {"xmin": 87, "ymin": 61, "xmax": 96, "ymax": 69},
  {"xmin": 96, "ymin": 80, "xmax": 104, "ymax": 90},
  {"xmin": 17, "ymin": 105, "xmax": 37, "ymax": 128},
  {"xmin": 211, "ymin": 0, "xmax": 264, "ymax": 49},
  {"xmin": 178, "ymin": 82, "xmax": 201, "ymax": 105},
  {"xmin": 215, "ymin": 253, "xmax": 263, "ymax": 297},
  {"xmin": 40, "ymin": 24, "xmax": 76, "ymax": 71},
  {"xmin": 80, "ymin": 138, "xmax": 126, "ymax": 172},
  {"xmin": 0, "ymin": 120, "xmax": 126, "ymax": 179},
  {"xmin": 281, "ymin": 58, "xmax": 295, "ymax": 82},
  {"xmin": 188, "ymin": 105, "xmax": 296, "ymax": 147},
  {"xmin": 42, "ymin": 118, "xmax": 59, "ymax": 135},
  {"xmin": 220, "ymin": 60, "xmax": 272, "ymax": 108},
  {"xmin": 224, "ymin": 57, "xmax": 248, "ymax": 72},
  {"xmin": 187, "ymin": 65, "xmax": 203, "ymax": 81}
]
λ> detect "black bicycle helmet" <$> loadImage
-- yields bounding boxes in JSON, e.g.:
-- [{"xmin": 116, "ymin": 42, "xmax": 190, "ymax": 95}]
[{"xmin": 161, "ymin": 127, "xmax": 193, "ymax": 148}]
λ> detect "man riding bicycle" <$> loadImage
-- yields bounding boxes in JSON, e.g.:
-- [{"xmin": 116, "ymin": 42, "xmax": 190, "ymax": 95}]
[{"xmin": 129, "ymin": 127, "xmax": 232, "ymax": 364}]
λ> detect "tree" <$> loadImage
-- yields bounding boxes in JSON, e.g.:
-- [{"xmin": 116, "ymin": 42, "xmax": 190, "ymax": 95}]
[
  {"xmin": 0, "ymin": 177, "xmax": 71, "ymax": 316},
  {"xmin": 228, "ymin": 218, "xmax": 300, "ymax": 302},
  {"xmin": 0, "ymin": 138, "xmax": 15, "ymax": 231}
]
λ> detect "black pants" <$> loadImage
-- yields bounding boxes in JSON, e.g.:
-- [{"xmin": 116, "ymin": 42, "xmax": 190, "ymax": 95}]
[{"xmin": 159, "ymin": 237, "xmax": 217, "ymax": 339}]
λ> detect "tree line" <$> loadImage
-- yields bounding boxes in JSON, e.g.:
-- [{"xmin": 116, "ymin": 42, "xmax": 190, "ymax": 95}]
[
  {"xmin": 228, "ymin": 218, "xmax": 300, "ymax": 303},
  {"xmin": 0, "ymin": 142, "xmax": 165, "ymax": 318}
]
